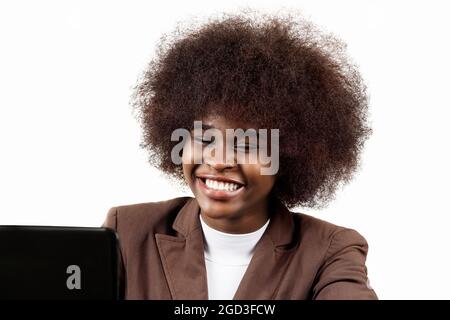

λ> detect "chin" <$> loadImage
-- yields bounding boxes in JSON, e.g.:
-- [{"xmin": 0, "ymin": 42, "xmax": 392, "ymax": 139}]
[{"xmin": 198, "ymin": 199, "xmax": 241, "ymax": 219}]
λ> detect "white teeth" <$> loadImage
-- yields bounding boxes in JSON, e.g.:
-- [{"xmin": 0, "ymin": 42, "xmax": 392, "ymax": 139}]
[{"xmin": 204, "ymin": 178, "xmax": 241, "ymax": 192}]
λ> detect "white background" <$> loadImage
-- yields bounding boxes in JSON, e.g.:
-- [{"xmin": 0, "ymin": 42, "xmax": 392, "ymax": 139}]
[{"xmin": 1, "ymin": 0, "xmax": 449, "ymax": 299}]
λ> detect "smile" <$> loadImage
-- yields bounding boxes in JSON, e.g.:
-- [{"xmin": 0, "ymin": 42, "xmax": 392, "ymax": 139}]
[
  {"xmin": 204, "ymin": 178, "xmax": 241, "ymax": 191},
  {"xmin": 196, "ymin": 176, "xmax": 245, "ymax": 200}
]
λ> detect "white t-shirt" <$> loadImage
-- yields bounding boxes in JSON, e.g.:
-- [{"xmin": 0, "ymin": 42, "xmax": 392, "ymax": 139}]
[{"xmin": 199, "ymin": 214, "xmax": 270, "ymax": 300}]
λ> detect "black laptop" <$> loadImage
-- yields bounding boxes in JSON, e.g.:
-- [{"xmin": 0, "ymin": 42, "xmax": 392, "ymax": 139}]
[{"xmin": 0, "ymin": 226, "xmax": 121, "ymax": 300}]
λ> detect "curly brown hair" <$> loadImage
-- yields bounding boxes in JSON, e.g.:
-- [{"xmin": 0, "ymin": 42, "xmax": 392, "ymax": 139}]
[{"xmin": 132, "ymin": 11, "xmax": 372, "ymax": 209}]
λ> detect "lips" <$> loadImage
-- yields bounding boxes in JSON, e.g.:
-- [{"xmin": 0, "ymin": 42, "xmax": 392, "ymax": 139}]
[
  {"xmin": 195, "ymin": 174, "xmax": 245, "ymax": 200},
  {"xmin": 195, "ymin": 174, "xmax": 245, "ymax": 186}
]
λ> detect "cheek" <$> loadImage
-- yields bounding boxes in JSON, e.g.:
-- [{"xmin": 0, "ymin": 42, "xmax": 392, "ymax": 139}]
[
  {"xmin": 181, "ymin": 140, "xmax": 193, "ymax": 164},
  {"xmin": 182, "ymin": 143, "xmax": 196, "ymax": 184},
  {"xmin": 258, "ymin": 175, "xmax": 276, "ymax": 193},
  {"xmin": 182, "ymin": 162, "xmax": 195, "ymax": 182},
  {"xmin": 181, "ymin": 139, "xmax": 203, "ymax": 166},
  {"xmin": 241, "ymin": 164, "xmax": 276, "ymax": 193}
]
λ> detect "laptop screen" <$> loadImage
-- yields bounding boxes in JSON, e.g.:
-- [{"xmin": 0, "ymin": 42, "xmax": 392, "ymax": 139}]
[{"xmin": 0, "ymin": 226, "xmax": 121, "ymax": 300}]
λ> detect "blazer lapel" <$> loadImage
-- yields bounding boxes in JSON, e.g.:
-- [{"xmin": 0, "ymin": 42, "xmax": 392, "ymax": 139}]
[
  {"xmin": 155, "ymin": 197, "xmax": 297, "ymax": 300},
  {"xmin": 233, "ymin": 198, "xmax": 297, "ymax": 299},
  {"xmin": 155, "ymin": 198, "xmax": 208, "ymax": 299}
]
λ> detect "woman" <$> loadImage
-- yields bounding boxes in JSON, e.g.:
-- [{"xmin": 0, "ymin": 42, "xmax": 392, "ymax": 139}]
[{"xmin": 103, "ymin": 12, "xmax": 378, "ymax": 300}]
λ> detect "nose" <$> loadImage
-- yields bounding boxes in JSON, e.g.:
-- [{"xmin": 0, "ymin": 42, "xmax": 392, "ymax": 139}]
[
  {"xmin": 206, "ymin": 160, "xmax": 234, "ymax": 171},
  {"xmin": 203, "ymin": 139, "xmax": 236, "ymax": 171}
]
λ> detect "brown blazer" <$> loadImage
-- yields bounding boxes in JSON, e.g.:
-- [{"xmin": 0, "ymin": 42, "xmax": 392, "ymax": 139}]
[{"xmin": 102, "ymin": 196, "xmax": 377, "ymax": 300}]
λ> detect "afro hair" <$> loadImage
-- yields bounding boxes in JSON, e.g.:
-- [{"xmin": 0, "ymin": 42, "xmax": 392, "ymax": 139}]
[{"xmin": 132, "ymin": 11, "xmax": 372, "ymax": 209}]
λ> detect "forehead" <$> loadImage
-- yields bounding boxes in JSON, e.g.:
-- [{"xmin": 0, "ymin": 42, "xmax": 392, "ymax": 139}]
[
  {"xmin": 198, "ymin": 115, "xmax": 271, "ymax": 144},
  {"xmin": 201, "ymin": 114, "xmax": 259, "ymax": 130}
]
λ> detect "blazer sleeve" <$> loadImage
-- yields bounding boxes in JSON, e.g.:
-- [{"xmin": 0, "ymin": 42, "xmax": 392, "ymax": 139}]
[
  {"xmin": 312, "ymin": 228, "xmax": 378, "ymax": 300},
  {"xmin": 102, "ymin": 207, "xmax": 126, "ymax": 299},
  {"xmin": 102, "ymin": 206, "xmax": 118, "ymax": 230}
]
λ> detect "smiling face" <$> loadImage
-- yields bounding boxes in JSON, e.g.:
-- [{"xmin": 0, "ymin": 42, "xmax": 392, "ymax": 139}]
[{"xmin": 182, "ymin": 115, "xmax": 277, "ymax": 233}]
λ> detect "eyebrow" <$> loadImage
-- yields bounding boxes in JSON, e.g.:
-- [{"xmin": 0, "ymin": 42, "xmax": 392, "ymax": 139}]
[
  {"xmin": 189, "ymin": 123, "xmax": 215, "ymax": 131},
  {"xmin": 191, "ymin": 123, "xmax": 266, "ymax": 142},
  {"xmin": 201, "ymin": 124, "xmax": 215, "ymax": 130}
]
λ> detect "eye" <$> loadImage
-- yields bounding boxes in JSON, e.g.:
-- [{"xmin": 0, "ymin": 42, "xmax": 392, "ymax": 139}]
[
  {"xmin": 194, "ymin": 136, "xmax": 215, "ymax": 144},
  {"xmin": 235, "ymin": 144, "xmax": 257, "ymax": 152}
]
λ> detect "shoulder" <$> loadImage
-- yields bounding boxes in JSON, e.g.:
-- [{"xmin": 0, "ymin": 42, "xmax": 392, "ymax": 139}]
[
  {"xmin": 291, "ymin": 212, "xmax": 376, "ymax": 299},
  {"xmin": 293, "ymin": 212, "xmax": 369, "ymax": 257},
  {"xmin": 102, "ymin": 196, "xmax": 192, "ymax": 237}
]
